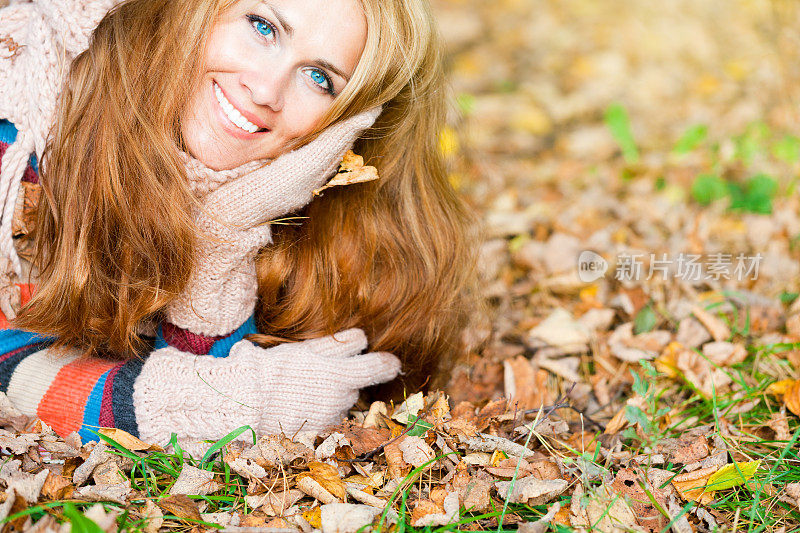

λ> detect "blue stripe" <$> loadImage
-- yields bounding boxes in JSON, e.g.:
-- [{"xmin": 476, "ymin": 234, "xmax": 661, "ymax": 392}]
[
  {"xmin": 79, "ymin": 369, "xmax": 111, "ymax": 443},
  {"xmin": 0, "ymin": 120, "xmax": 17, "ymax": 144},
  {"xmin": 209, "ymin": 315, "xmax": 258, "ymax": 358},
  {"xmin": 154, "ymin": 315, "xmax": 258, "ymax": 358},
  {"xmin": 0, "ymin": 120, "xmax": 39, "ymax": 172},
  {"xmin": 0, "ymin": 329, "xmax": 56, "ymax": 354}
]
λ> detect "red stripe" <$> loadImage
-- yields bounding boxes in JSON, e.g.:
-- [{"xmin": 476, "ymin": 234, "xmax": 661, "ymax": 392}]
[
  {"xmin": 98, "ymin": 363, "xmax": 123, "ymax": 427},
  {"xmin": 37, "ymin": 358, "xmax": 116, "ymax": 437}
]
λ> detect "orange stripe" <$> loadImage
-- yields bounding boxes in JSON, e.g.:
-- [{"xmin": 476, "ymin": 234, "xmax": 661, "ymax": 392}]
[
  {"xmin": 17, "ymin": 283, "xmax": 35, "ymax": 307},
  {"xmin": 37, "ymin": 358, "xmax": 116, "ymax": 437}
]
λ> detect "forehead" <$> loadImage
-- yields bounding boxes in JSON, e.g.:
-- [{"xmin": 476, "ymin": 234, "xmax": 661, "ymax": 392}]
[{"xmin": 231, "ymin": 0, "xmax": 367, "ymax": 74}]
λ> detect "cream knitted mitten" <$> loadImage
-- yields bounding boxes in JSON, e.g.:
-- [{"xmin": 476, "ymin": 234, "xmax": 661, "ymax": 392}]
[
  {"xmin": 165, "ymin": 106, "xmax": 382, "ymax": 336},
  {"xmin": 134, "ymin": 328, "xmax": 400, "ymax": 447}
]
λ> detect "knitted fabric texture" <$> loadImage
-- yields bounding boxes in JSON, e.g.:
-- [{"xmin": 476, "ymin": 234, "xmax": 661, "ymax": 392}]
[
  {"xmin": 0, "ymin": 315, "xmax": 258, "ymax": 445},
  {"xmin": 0, "ymin": 0, "xmax": 124, "ymax": 275}
]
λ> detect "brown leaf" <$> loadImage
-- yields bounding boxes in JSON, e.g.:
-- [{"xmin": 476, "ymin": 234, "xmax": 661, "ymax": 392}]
[
  {"xmin": 691, "ymin": 305, "xmax": 731, "ymax": 342},
  {"xmin": 785, "ymin": 380, "xmax": 800, "ymax": 416},
  {"xmin": 297, "ymin": 473, "xmax": 339, "ymax": 504},
  {"xmin": 41, "ymin": 470, "xmax": 74, "ymax": 500},
  {"xmin": 241, "ymin": 434, "xmax": 314, "ymax": 469},
  {"xmin": 328, "ymin": 423, "xmax": 390, "ymax": 456},
  {"xmin": 169, "ymin": 464, "xmax": 219, "ymax": 496},
  {"xmin": 767, "ymin": 410, "xmax": 792, "ymax": 441},
  {"xmin": 98, "ymin": 428, "xmax": 164, "ymax": 452},
  {"xmin": 313, "ymin": 150, "xmax": 379, "ymax": 196},
  {"xmin": 495, "ymin": 477, "xmax": 568, "ymax": 506},
  {"xmin": 245, "ymin": 489, "xmax": 303, "ymax": 516},
  {"xmin": 410, "ymin": 499, "xmax": 444, "ymax": 527},
  {"xmin": 398, "ymin": 435, "xmax": 436, "ymax": 467},
  {"xmin": 308, "ymin": 461, "xmax": 347, "ymax": 501},
  {"xmin": 384, "ymin": 426, "xmax": 411, "ymax": 480},
  {"xmin": 504, "ymin": 357, "xmax": 550, "ymax": 411},
  {"xmin": 157, "ymin": 494, "xmax": 202, "ymax": 522},
  {"xmin": 141, "ymin": 500, "xmax": 164, "ymax": 533},
  {"xmin": 670, "ymin": 435, "xmax": 710, "ymax": 464},
  {"xmin": 475, "ymin": 398, "xmax": 508, "ymax": 431},
  {"xmin": 671, "ymin": 466, "xmax": 718, "ymax": 505},
  {"xmin": 611, "ymin": 468, "xmax": 668, "ymax": 532}
]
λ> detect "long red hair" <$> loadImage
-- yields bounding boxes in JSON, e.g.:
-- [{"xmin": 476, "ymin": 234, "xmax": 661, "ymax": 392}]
[{"xmin": 15, "ymin": 0, "xmax": 477, "ymax": 393}]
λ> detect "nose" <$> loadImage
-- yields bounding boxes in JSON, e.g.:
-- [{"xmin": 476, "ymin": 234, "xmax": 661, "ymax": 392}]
[{"xmin": 240, "ymin": 65, "xmax": 286, "ymax": 112}]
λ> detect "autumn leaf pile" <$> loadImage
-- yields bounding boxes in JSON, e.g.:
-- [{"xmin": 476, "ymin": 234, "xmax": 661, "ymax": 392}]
[{"xmin": 3, "ymin": 0, "xmax": 800, "ymax": 530}]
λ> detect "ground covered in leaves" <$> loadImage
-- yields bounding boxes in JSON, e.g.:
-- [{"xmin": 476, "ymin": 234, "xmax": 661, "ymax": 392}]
[{"xmin": 3, "ymin": 0, "xmax": 800, "ymax": 531}]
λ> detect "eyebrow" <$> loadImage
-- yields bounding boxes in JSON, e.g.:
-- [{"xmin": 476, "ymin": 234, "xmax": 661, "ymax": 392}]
[{"xmin": 260, "ymin": 2, "xmax": 352, "ymax": 82}]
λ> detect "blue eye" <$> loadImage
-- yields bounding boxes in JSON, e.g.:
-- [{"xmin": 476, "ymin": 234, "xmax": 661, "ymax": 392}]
[
  {"xmin": 309, "ymin": 70, "xmax": 327, "ymax": 88},
  {"xmin": 303, "ymin": 67, "xmax": 335, "ymax": 96},
  {"xmin": 247, "ymin": 15, "xmax": 276, "ymax": 40},
  {"xmin": 255, "ymin": 21, "xmax": 273, "ymax": 37}
]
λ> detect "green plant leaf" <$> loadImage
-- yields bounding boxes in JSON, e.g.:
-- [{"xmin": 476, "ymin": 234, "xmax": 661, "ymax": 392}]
[
  {"xmin": 62, "ymin": 503, "xmax": 105, "ymax": 533},
  {"xmin": 673, "ymin": 124, "xmax": 707, "ymax": 155},
  {"xmin": 604, "ymin": 103, "xmax": 639, "ymax": 163},
  {"xmin": 200, "ymin": 425, "xmax": 256, "ymax": 469},
  {"xmin": 706, "ymin": 460, "xmax": 760, "ymax": 491},
  {"xmin": 624, "ymin": 405, "xmax": 651, "ymax": 433},
  {"xmin": 772, "ymin": 134, "xmax": 800, "ymax": 164},
  {"xmin": 729, "ymin": 174, "xmax": 777, "ymax": 214},
  {"xmin": 406, "ymin": 415, "xmax": 434, "ymax": 437},
  {"xmin": 633, "ymin": 303, "xmax": 657, "ymax": 334},
  {"xmin": 691, "ymin": 174, "xmax": 727, "ymax": 205}
]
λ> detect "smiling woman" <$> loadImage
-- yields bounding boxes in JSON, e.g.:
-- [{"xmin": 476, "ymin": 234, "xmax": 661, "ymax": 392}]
[
  {"xmin": 0, "ymin": 0, "xmax": 475, "ymax": 450},
  {"xmin": 181, "ymin": 0, "xmax": 369, "ymax": 169}
]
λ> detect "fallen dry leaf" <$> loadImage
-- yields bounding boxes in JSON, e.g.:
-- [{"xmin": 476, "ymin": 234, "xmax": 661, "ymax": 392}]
[
  {"xmin": 313, "ymin": 150, "xmax": 379, "ymax": 196},
  {"xmin": 671, "ymin": 465, "xmax": 718, "ymax": 505},
  {"xmin": 320, "ymin": 503, "xmax": 383, "ymax": 533},
  {"xmin": 246, "ymin": 489, "xmax": 303, "ymax": 515},
  {"xmin": 141, "ymin": 500, "xmax": 164, "ymax": 533},
  {"xmin": 398, "ymin": 435, "xmax": 436, "ymax": 467},
  {"xmin": 157, "ymin": 494, "xmax": 202, "ymax": 522},
  {"xmin": 297, "ymin": 473, "xmax": 339, "ymax": 504},
  {"xmin": 169, "ymin": 464, "xmax": 219, "ymax": 496},
  {"xmin": 98, "ymin": 428, "xmax": 164, "ymax": 452},
  {"xmin": 495, "ymin": 477, "xmax": 568, "ymax": 505}
]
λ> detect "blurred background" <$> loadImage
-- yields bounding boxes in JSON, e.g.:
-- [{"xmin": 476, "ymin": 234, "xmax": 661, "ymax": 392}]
[{"xmin": 433, "ymin": 0, "xmax": 800, "ymax": 403}]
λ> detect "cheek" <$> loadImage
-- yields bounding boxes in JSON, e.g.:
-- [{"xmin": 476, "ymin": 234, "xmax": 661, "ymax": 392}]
[{"xmin": 280, "ymin": 97, "xmax": 332, "ymax": 138}]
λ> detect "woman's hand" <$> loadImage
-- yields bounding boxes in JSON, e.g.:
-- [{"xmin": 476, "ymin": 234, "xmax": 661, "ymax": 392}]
[
  {"xmin": 165, "ymin": 107, "xmax": 382, "ymax": 336},
  {"xmin": 238, "ymin": 327, "xmax": 400, "ymax": 435},
  {"xmin": 134, "ymin": 328, "xmax": 401, "ymax": 446}
]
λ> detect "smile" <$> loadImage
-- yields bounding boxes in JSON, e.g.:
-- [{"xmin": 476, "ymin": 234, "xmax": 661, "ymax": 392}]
[{"xmin": 213, "ymin": 82, "xmax": 266, "ymax": 134}]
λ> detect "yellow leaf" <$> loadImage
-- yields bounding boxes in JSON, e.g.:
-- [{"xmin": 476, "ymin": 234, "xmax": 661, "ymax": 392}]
[
  {"xmin": 706, "ymin": 461, "xmax": 760, "ymax": 491},
  {"xmin": 785, "ymin": 381, "xmax": 800, "ymax": 416},
  {"xmin": 98, "ymin": 428, "xmax": 164, "ymax": 452},
  {"xmin": 313, "ymin": 150, "xmax": 379, "ymax": 196},
  {"xmin": 767, "ymin": 379, "xmax": 797, "ymax": 396},
  {"xmin": 439, "ymin": 126, "xmax": 459, "ymax": 157},
  {"xmin": 302, "ymin": 507, "xmax": 321, "ymax": 529},
  {"xmin": 672, "ymin": 465, "xmax": 718, "ymax": 505},
  {"xmin": 307, "ymin": 461, "xmax": 346, "ymax": 501}
]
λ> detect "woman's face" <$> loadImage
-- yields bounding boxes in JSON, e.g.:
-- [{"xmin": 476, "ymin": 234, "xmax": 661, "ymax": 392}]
[{"xmin": 181, "ymin": 0, "xmax": 367, "ymax": 170}]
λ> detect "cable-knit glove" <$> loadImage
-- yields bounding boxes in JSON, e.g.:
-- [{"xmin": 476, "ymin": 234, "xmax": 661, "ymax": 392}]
[
  {"xmin": 165, "ymin": 106, "xmax": 382, "ymax": 337},
  {"xmin": 134, "ymin": 328, "xmax": 400, "ymax": 447}
]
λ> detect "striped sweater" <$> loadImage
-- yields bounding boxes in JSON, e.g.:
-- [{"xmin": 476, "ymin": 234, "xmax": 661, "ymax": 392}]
[
  {"xmin": 0, "ymin": 317, "xmax": 259, "ymax": 444},
  {"xmin": 2, "ymin": 117, "xmax": 262, "ymax": 443}
]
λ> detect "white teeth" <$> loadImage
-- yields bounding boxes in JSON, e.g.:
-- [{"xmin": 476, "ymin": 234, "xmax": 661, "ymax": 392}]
[{"xmin": 214, "ymin": 83, "xmax": 261, "ymax": 134}]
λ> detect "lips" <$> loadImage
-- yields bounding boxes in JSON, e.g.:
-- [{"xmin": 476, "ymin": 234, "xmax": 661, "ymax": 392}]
[{"xmin": 213, "ymin": 81, "xmax": 269, "ymax": 135}]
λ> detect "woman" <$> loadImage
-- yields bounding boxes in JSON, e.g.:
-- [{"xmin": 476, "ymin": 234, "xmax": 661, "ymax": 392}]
[{"xmin": 0, "ymin": 0, "xmax": 474, "ymax": 450}]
